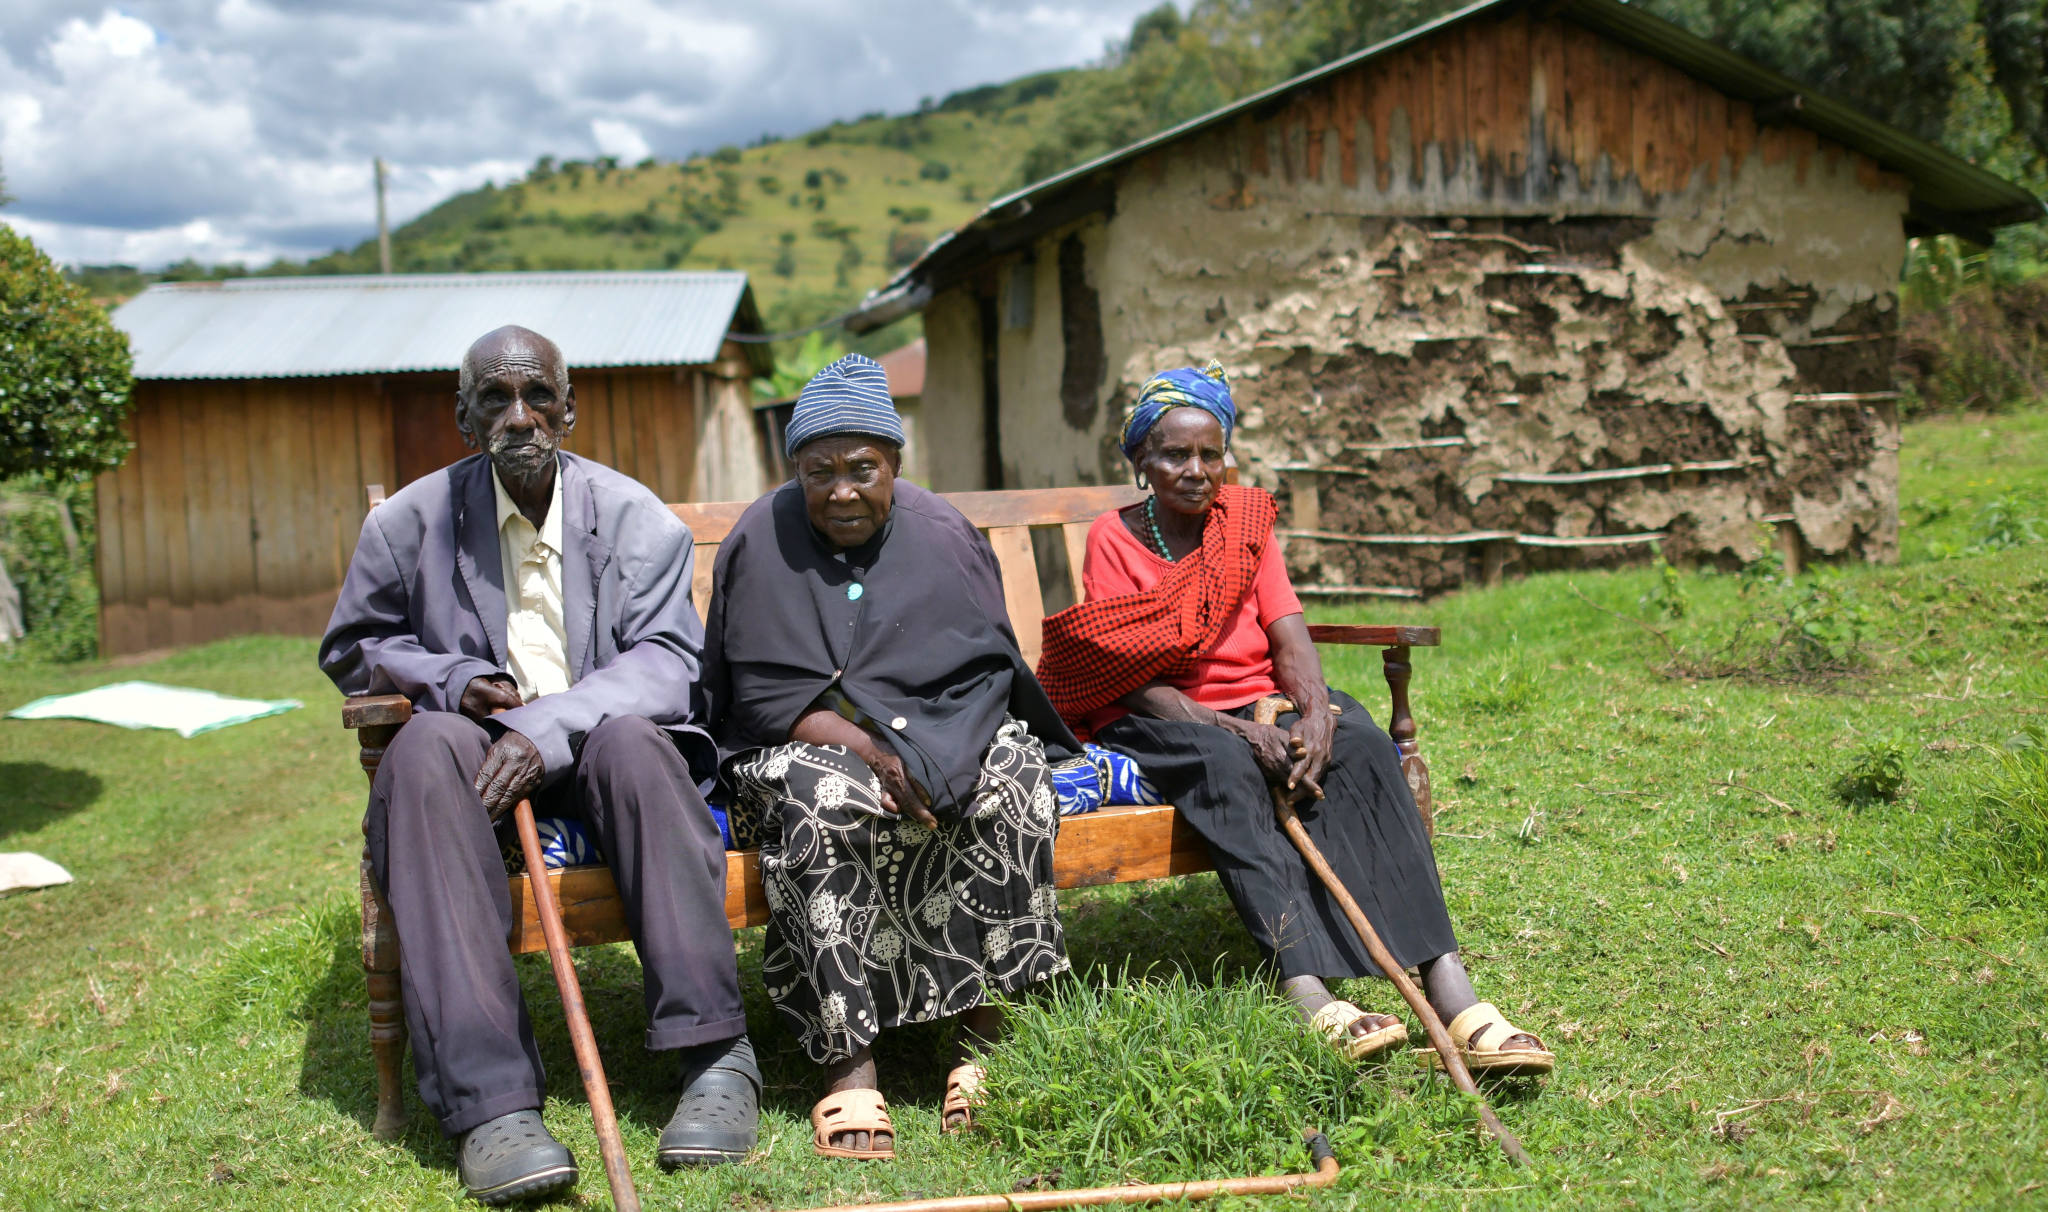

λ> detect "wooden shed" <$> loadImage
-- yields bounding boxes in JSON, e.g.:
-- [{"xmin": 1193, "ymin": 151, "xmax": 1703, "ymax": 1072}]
[
  {"xmin": 848, "ymin": 0, "xmax": 2044, "ymax": 596},
  {"xmin": 102, "ymin": 271, "xmax": 773, "ymax": 655}
]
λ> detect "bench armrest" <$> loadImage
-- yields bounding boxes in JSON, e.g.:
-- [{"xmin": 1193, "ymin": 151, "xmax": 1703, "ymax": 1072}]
[
  {"xmin": 1305, "ymin": 624, "xmax": 1440, "ymax": 646},
  {"xmin": 1304, "ymin": 622, "xmax": 1440, "ymax": 835},
  {"xmin": 342, "ymin": 694, "xmax": 413, "ymax": 729},
  {"xmin": 342, "ymin": 695, "xmax": 413, "ymax": 786}
]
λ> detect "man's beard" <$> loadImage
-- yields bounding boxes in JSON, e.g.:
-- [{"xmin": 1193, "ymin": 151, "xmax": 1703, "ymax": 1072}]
[{"xmin": 489, "ymin": 431, "xmax": 559, "ymax": 479}]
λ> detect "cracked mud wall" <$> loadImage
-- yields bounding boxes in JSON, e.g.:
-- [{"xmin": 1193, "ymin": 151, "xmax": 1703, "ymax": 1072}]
[{"xmin": 934, "ymin": 9, "xmax": 1908, "ymax": 595}]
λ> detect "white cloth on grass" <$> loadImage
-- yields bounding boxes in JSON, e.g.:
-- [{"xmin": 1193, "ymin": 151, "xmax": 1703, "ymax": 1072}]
[
  {"xmin": 7, "ymin": 681, "xmax": 300, "ymax": 737},
  {"xmin": 0, "ymin": 852, "xmax": 73, "ymax": 895}
]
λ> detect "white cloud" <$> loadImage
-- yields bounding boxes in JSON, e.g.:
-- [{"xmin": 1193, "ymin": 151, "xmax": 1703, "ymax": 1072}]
[
  {"xmin": 0, "ymin": 0, "xmax": 1161, "ymax": 267},
  {"xmin": 590, "ymin": 119, "xmax": 652, "ymax": 164}
]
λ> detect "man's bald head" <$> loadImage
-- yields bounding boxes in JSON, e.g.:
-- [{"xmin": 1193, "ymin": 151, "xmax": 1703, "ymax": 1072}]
[
  {"xmin": 454, "ymin": 325, "xmax": 576, "ymax": 492},
  {"xmin": 458, "ymin": 325, "xmax": 568, "ymax": 400}
]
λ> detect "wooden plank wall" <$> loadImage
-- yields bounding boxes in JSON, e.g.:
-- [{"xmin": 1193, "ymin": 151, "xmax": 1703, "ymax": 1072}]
[
  {"xmin": 1256, "ymin": 8, "xmax": 1901, "ymax": 205},
  {"xmin": 98, "ymin": 379, "xmax": 397, "ymax": 654},
  {"xmin": 95, "ymin": 367, "xmax": 699, "ymax": 656},
  {"xmin": 568, "ymin": 368, "xmax": 697, "ymax": 504}
]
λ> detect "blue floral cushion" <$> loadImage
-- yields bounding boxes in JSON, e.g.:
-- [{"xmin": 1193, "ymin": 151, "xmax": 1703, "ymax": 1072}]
[
  {"xmin": 502, "ymin": 816, "xmax": 601, "ymax": 873},
  {"xmin": 1050, "ymin": 744, "xmax": 1164, "ymax": 816}
]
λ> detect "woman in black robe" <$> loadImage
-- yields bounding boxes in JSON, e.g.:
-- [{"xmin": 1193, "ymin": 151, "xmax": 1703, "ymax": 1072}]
[{"xmin": 702, "ymin": 354, "xmax": 1075, "ymax": 1161}]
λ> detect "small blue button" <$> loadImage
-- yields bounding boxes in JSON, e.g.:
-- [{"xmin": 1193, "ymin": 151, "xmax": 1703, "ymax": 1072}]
[{"xmin": 847, "ymin": 583, "xmax": 864, "ymax": 601}]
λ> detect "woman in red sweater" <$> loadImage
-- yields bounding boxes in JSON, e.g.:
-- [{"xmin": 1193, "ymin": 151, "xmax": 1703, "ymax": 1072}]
[{"xmin": 1039, "ymin": 363, "xmax": 1552, "ymax": 1077}]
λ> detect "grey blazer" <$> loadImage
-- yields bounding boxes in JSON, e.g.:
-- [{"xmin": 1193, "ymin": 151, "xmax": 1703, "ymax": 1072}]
[{"xmin": 319, "ymin": 452, "xmax": 711, "ymax": 782}]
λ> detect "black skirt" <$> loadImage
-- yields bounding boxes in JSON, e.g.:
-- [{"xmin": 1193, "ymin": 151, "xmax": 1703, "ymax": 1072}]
[{"xmin": 1095, "ymin": 687, "xmax": 1457, "ymax": 980}]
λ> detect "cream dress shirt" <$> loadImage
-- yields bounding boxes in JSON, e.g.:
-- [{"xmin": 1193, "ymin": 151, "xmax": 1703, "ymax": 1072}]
[{"xmin": 492, "ymin": 467, "xmax": 572, "ymax": 702}]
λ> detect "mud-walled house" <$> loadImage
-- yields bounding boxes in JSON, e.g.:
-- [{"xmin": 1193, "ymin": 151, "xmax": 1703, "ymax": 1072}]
[
  {"xmin": 103, "ymin": 271, "xmax": 771, "ymax": 655},
  {"xmin": 847, "ymin": 0, "xmax": 2045, "ymax": 598}
]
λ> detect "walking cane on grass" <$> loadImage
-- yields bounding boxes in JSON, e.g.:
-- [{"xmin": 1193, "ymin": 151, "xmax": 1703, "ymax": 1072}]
[
  {"xmin": 512, "ymin": 797, "xmax": 642, "ymax": 1212},
  {"xmin": 1253, "ymin": 697, "xmax": 1534, "ymax": 1167},
  {"xmin": 787, "ymin": 1127, "xmax": 1341, "ymax": 1212}
]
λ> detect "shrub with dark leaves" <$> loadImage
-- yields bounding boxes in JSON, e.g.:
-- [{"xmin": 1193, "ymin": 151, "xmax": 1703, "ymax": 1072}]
[{"xmin": 0, "ymin": 225, "xmax": 133, "ymax": 481}]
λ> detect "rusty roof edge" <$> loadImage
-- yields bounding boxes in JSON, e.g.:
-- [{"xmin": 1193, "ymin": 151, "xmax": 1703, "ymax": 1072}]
[{"xmin": 846, "ymin": 0, "xmax": 2045, "ymax": 325}]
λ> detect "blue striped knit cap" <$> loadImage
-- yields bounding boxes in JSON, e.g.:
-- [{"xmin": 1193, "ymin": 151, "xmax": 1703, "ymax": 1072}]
[{"xmin": 784, "ymin": 353, "xmax": 905, "ymax": 457}]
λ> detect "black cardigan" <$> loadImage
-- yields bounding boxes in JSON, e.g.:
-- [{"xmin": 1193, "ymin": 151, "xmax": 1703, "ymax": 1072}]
[{"xmin": 702, "ymin": 479, "xmax": 1077, "ymax": 816}]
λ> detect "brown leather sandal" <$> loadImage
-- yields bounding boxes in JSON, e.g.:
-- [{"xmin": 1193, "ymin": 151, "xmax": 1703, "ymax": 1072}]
[
  {"xmin": 1417, "ymin": 1001, "xmax": 1555, "ymax": 1076},
  {"xmin": 811, "ymin": 1089, "xmax": 896, "ymax": 1160},
  {"xmin": 1310, "ymin": 999, "xmax": 1408, "ymax": 1061},
  {"xmin": 941, "ymin": 1063, "xmax": 985, "ymax": 1134}
]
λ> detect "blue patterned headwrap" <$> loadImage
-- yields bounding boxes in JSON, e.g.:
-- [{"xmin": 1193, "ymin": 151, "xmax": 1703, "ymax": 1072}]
[
  {"xmin": 785, "ymin": 353, "xmax": 906, "ymax": 457},
  {"xmin": 1117, "ymin": 360, "xmax": 1235, "ymax": 458}
]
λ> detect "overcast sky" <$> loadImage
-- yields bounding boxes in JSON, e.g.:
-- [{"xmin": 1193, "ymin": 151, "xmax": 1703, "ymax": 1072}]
[{"xmin": 0, "ymin": 1, "xmax": 1157, "ymax": 268}]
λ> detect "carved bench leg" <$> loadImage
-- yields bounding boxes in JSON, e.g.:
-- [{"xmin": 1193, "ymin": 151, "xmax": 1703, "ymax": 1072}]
[
  {"xmin": 1381, "ymin": 645, "xmax": 1434, "ymax": 837},
  {"xmin": 360, "ymin": 855, "xmax": 408, "ymax": 1141}
]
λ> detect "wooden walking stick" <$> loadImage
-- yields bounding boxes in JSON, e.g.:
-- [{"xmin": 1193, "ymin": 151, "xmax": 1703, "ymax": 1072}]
[
  {"xmin": 786, "ymin": 1127, "xmax": 1339, "ymax": 1212},
  {"xmin": 513, "ymin": 798, "xmax": 643, "ymax": 1212},
  {"xmin": 1254, "ymin": 698, "xmax": 1533, "ymax": 1167}
]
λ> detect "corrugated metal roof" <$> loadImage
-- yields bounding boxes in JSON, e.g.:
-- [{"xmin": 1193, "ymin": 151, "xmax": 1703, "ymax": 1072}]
[
  {"xmin": 115, "ymin": 271, "xmax": 768, "ymax": 380},
  {"xmin": 850, "ymin": 0, "xmax": 2045, "ymax": 329}
]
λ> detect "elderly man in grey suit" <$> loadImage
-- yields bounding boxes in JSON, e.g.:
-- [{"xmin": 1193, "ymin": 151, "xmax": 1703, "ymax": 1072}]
[{"xmin": 320, "ymin": 326, "xmax": 757, "ymax": 1205}]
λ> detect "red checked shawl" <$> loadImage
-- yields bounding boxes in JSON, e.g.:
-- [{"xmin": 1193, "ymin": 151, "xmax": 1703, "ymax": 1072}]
[{"xmin": 1036, "ymin": 484, "xmax": 1278, "ymax": 736}]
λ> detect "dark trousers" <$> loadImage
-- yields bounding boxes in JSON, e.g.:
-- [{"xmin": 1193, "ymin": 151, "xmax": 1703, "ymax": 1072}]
[
  {"xmin": 1097, "ymin": 688, "xmax": 1457, "ymax": 981},
  {"xmin": 366, "ymin": 711, "xmax": 746, "ymax": 1136}
]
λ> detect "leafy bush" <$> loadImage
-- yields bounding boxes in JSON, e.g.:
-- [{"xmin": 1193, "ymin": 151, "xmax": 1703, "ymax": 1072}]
[
  {"xmin": 0, "ymin": 476, "xmax": 99, "ymax": 662},
  {"xmin": 1975, "ymin": 732, "xmax": 2048, "ymax": 886},
  {"xmin": 1640, "ymin": 545, "xmax": 1690, "ymax": 620},
  {"xmin": 1898, "ymin": 278, "xmax": 2048, "ymax": 416},
  {"xmin": 1917, "ymin": 491, "xmax": 2048, "ymax": 560},
  {"xmin": 1968, "ymin": 493, "xmax": 2047, "ymax": 551},
  {"xmin": 0, "ymin": 225, "xmax": 134, "ymax": 480},
  {"xmin": 1671, "ymin": 535, "xmax": 1876, "ymax": 682},
  {"xmin": 1833, "ymin": 736, "xmax": 1910, "ymax": 807}
]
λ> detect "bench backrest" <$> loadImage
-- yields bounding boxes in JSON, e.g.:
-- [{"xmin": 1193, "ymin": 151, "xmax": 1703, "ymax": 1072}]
[{"xmin": 672, "ymin": 485, "xmax": 1145, "ymax": 667}]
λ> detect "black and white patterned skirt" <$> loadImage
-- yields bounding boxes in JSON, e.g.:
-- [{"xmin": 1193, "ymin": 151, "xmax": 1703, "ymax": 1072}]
[{"xmin": 725, "ymin": 718, "xmax": 1070, "ymax": 1064}]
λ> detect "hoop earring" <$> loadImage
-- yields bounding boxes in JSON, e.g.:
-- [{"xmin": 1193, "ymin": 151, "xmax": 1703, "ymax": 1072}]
[{"xmin": 1134, "ymin": 469, "xmax": 1148, "ymax": 490}]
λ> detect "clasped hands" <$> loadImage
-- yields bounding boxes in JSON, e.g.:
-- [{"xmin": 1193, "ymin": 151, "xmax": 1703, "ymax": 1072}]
[
  {"xmin": 460, "ymin": 675, "xmax": 545, "ymax": 819},
  {"xmin": 1236, "ymin": 705, "xmax": 1334, "ymax": 804},
  {"xmin": 789, "ymin": 705, "xmax": 940, "ymax": 830}
]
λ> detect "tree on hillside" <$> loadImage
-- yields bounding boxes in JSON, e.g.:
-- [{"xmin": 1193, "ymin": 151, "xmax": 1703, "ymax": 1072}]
[
  {"xmin": 0, "ymin": 216, "xmax": 134, "ymax": 482},
  {"xmin": 1640, "ymin": 0, "xmax": 1973, "ymax": 149},
  {"xmin": 1980, "ymin": 0, "xmax": 2048, "ymax": 172}
]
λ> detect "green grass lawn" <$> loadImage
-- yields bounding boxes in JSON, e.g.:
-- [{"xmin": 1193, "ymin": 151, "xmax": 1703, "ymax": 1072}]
[{"xmin": 2, "ymin": 411, "xmax": 2044, "ymax": 1209}]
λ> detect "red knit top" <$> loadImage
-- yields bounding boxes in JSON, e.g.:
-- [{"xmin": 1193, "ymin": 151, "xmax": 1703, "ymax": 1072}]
[{"xmin": 1079, "ymin": 507, "xmax": 1303, "ymax": 733}]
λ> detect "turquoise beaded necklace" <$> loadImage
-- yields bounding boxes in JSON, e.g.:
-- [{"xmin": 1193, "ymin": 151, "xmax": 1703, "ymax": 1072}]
[{"xmin": 1143, "ymin": 495, "xmax": 1181, "ymax": 561}]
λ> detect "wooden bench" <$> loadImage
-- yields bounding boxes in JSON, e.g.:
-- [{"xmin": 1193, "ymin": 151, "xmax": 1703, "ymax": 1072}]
[{"xmin": 343, "ymin": 483, "xmax": 1441, "ymax": 1140}]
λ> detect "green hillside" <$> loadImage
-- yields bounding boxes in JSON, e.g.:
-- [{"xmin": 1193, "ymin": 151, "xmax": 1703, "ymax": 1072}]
[{"xmin": 299, "ymin": 72, "xmax": 1073, "ymax": 340}]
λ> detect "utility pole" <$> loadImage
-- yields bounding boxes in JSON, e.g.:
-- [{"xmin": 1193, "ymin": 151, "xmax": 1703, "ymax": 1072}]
[{"xmin": 374, "ymin": 157, "xmax": 392, "ymax": 274}]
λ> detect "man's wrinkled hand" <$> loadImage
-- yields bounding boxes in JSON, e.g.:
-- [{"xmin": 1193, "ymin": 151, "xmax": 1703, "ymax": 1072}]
[
  {"xmin": 870, "ymin": 750, "xmax": 939, "ymax": 830},
  {"xmin": 460, "ymin": 675, "xmax": 524, "ymax": 722},
  {"xmin": 475, "ymin": 731, "xmax": 545, "ymax": 819}
]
